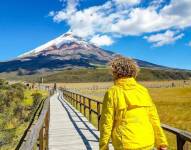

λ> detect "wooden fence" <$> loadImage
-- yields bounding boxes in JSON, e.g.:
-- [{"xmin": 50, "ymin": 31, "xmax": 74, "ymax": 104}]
[
  {"xmin": 15, "ymin": 96, "xmax": 50, "ymax": 150},
  {"xmin": 62, "ymin": 89, "xmax": 191, "ymax": 150}
]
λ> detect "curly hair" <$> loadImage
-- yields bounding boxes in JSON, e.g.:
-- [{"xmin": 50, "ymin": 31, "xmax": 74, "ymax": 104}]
[{"xmin": 109, "ymin": 56, "xmax": 140, "ymax": 79}]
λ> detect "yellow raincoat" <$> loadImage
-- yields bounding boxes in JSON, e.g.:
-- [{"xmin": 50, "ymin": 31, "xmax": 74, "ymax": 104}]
[{"xmin": 99, "ymin": 77, "xmax": 168, "ymax": 150}]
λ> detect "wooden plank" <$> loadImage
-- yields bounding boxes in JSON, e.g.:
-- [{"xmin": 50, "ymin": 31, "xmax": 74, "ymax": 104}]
[
  {"xmin": 49, "ymin": 91, "xmax": 114, "ymax": 150},
  {"xmin": 49, "ymin": 92, "xmax": 87, "ymax": 149}
]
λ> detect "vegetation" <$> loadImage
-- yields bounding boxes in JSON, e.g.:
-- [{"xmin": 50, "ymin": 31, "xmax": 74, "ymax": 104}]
[
  {"xmin": 43, "ymin": 68, "xmax": 113, "ymax": 83},
  {"xmin": 0, "ymin": 68, "xmax": 191, "ymax": 83},
  {"xmin": 0, "ymin": 79, "xmax": 48, "ymax": 150},
  {"xmin": 42, "ymin": 68, "xmax": 191, "ymax": 83},
  {"xmin": 138, "ymin": 68, "xmax": 191, "ymax": 81}
]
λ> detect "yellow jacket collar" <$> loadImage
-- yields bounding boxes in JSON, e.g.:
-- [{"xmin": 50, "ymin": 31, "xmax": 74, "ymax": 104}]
[{"xmin": 114, "ymin": 77, "xmax": 137, "ymax": 89}]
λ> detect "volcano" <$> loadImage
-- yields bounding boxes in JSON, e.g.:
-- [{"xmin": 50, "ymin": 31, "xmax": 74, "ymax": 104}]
[{"xmin": 0, "ymin": 33, "xmax": 167, "ymax": 73}]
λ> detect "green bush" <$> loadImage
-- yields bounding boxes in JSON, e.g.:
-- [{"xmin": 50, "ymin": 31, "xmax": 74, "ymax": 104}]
[
  {"xmin": 0, "ymin": 79, "xmax": 9, "ymax": 90},
  {"xmin": 32, "ymin": 92, "xmax": 43, "ymax": 107},
  {"xmin": 11, "ymin": 83, "xmax": 26, "ymax": 91},
  {"xmin": 0, "ymin": 80, "xmax": 48, "ymax": 149}
]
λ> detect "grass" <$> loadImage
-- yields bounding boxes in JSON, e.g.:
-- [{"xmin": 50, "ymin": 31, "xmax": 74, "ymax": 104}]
[
  {"xmin": 149, "ymin": 87, "xmax": 191, "ymax": 131},
  {"xmin": 23, "ymin": 89, "xmax": 48, "ymax": 106},
  {"xmin": 43, "ymin": 68, "xmax": 191, "ymax": 82},
  {"xmin": 0, "ymin": 89, "xmax": 48, "ymax": 150},
  {"xmin": 61, "ymin": 80, "xmax": 191, "ymax": 150},
  {"xmin": 0, "ymin": 68, "xmax": 191, "ymax": 83}
]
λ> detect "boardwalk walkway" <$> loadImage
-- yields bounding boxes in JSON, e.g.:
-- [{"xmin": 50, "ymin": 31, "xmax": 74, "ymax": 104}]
[{"xmin": 48, "ymin": 91, "xmax": 113, "ymax": 150}]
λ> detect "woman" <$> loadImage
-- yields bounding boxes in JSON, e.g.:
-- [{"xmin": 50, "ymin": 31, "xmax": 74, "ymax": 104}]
[{"xmin": 99, "ymin": 56, "xmax": 168, "ymax": 150}]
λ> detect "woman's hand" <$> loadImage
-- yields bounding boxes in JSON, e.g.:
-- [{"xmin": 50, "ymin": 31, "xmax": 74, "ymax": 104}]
[{"xmin": 159, "ymin": 146, "xmax": 167, "ymax": 150}]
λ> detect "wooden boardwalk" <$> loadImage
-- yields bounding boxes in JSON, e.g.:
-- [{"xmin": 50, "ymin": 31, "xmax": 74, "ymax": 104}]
[
  {"xmin": 48, "ymin": 91, "xmax": 113, "ymax": 150},
  {"xmin": 16, "ymin": 90, "xmax": 191, "ymax": 150}
]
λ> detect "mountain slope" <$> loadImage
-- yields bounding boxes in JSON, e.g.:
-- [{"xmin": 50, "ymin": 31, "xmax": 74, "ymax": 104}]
[
  {"xmin": 0, "ymin": 33, "xmax": 169, "ymax": 73},
  {"xmin": 41, "ymin": 68, "xmax": 191, "ymax": 83}
]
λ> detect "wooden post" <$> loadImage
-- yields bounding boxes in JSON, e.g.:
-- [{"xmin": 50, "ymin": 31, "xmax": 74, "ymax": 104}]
[
  {"xmin": 39, "ymin": 126, "xmax": 44, "ymax": 150},
  {"xmin": 71, "ymin": 92, "xmax": 73, "ymax": 104},
  {"xmin": 88, "ymin": 99, "xmax": 92, "ymax": 122},
  {"xmin": 76, "ymin": 94, "xmax": 78, "ymax": 109},
  {"xmin": 97, "ymin": 102, "xmax": 101, "ymax": 130},
  {"xmin": 71, "ymin": 93, "xmax": 74, "ymax": 104},
  {"xmin": 73, "ymin": 94, "xmax": 75, "ymax": 106},
  {"xmin": 70, "ymin": 92, "xmax": 72, "ymax": 103},
  {"xmin": 80, "ymin": 95, "xmax": 82, "ymax": 113},
  {"xmin": 75, "ymin": 94, "xmax": 77, "ymax": 108},
  {"xmin": 83, "ymin": 97, "xmax": 86, "ymax": 117},
  {"xmin": 71, "ymin": 93, "xmax": 73, "ymax": 105},
  {"xmin": 177, "ymin": 134, "xmax": 186, "ymax": 150},
  {"xmin": 75, "ymin": 94, "xmax": 77, "ymax": 107}
]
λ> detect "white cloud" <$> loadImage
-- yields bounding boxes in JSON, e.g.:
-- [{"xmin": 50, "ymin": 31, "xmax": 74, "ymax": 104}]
[
  {"xmin": 161, "ymin": 0, "xmax": 191, "ymax": 28},
  {"xmin": 50, "ymin": 0, "xmax": 83, "ymax": 23},
  {"xmin": 49, "ymin": 0, "xmax": 191, "ymax": 47},
  {"xmin": 144, "ymin": 30, "xmax": 184, "ymax": 47},
  {"xmin": 90, "ymin": 35, "xmax": 114, "ymax": 46},
  {"xmin": 114, "ymin": 0, "xmax": 141, "ymax": 5},
  {"xmin": 110, "ymin": 7, "xmax": 170, "ymax": 36},
  {"xmin": 161, "ymin": 0, "xmax": 191, "ymax": 17}
]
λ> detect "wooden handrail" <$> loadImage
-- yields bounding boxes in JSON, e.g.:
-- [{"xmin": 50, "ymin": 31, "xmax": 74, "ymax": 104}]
[
  {"xmin": 63, "ymin": 89, "xmax": 102, "ymax": 130},
  {"xmin": 16, "ymin": 95, "xmax": 51, "ymax": 150},
  {"xmin": 15, "ymin": 97, "xmax": 45, "ymax": 149},
  {"xmin": 161, "ymin": 124, "xmax": 191, "ymax": 150},
  {"xmin": 62, "ymin": 89, "xmax": 191, "ymax": 150}
]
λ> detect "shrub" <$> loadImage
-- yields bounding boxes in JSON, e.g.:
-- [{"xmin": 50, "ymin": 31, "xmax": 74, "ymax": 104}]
[
  {"xmin": 11, "ymin": 83, "xmax": 26, "ymax": 91},
  {"xmin": 32, "ymin": 93, "xmax": 43, "ymax": 107},
  {"xmin": 0, "ymin": 79, "xmax": 9, "ymax": 90}
]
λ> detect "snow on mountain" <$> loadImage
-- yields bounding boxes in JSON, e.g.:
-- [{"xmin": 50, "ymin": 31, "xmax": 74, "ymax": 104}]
[
  {"xmin": 18, "ymin": 33, "xmax": 89, "ymax": 58},
  {"xmin": 0, "ymin": 32, "xmax": 170, "ymax": 73}
]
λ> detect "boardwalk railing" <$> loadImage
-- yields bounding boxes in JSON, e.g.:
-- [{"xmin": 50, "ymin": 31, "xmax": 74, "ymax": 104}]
[
  {"xmin": 62, "ymin": 89, "xmax": 191, "ymax": 150},
  {"xmin": 16, "ymin": 96, "xmax": 50, "ymax": 150},
  {"xmin": 162, "ymin": 124, "xmax": 191, "ymax": 150},
  {"xmin": 63, "ymin": 89, "xmax": 102, "ymax": 130}
]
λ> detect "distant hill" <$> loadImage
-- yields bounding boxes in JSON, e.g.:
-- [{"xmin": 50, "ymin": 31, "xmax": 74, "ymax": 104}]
[
  {"xmin": 0, "ymin": 68, "xmax": 190, "ymax": 82},
  {"xmin": 40, "ymin": 68, "xmax": 191, "ymax": 83},
  {"xmin": 0, "ymin": 33, "xmax": 171, "ymax": 73}
]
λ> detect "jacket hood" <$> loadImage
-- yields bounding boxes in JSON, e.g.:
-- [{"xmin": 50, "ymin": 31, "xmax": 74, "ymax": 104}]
[
  {"xmin": 114, "ymin": 77, "xmax": 137, "ymax": 90},
  {"xmin": 113, "ymin": 77, "xmax": 152, "ymax": 109}
]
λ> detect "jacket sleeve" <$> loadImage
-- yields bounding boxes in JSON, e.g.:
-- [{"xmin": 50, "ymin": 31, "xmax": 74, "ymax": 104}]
[
  {"xmin": 99, "ymin": 91, "xmax": 114, "ymax": 150},
  {"xmin": 148, "ymin": 102, "xmax": 168, "ymax": 148}
]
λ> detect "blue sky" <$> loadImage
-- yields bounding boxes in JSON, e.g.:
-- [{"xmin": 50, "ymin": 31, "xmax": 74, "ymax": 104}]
[{"xmin": 0, "ymin": 0, "xmax": 191, "ymax": 69}]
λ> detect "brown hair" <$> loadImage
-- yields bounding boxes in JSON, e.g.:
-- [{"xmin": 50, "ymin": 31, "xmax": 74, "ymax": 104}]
[{"xmin": 109, "ymin": 56, "xmax": 140, "ymax": 79}]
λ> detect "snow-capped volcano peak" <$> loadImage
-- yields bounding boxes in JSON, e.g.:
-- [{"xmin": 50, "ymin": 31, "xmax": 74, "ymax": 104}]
[
  {"xmin": 0, "ymin": 32, "xmax": 169, "ymax": 73},
  {"xmin": 13, "ymin": 32, "xmax": 117, "ymax": 71},
  {"xmin": 18, "ymin": 33, "xmax": 89, "ymax": 58}
]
